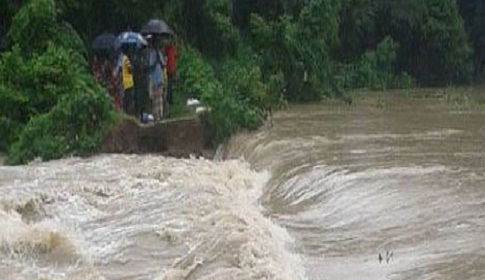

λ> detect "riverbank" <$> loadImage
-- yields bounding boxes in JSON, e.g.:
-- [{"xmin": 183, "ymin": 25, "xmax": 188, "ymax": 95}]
[
  {"xmin": 4, "ymin": 87, "xmax": 484, "ymax": 166},
  {"xmin": 88, "ymin": 86, "xmax": 485, "ymax": 161},
  {"xmin": 349, "ymin": 86, "xmax": 485, "ymax": 101},
  {"xmin": 101, "ymin": 115, "xmax": 216, "ymax": 159}
]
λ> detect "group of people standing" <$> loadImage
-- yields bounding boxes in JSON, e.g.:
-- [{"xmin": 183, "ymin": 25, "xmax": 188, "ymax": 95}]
[{"xmin": 90, "ymin": 20, "xmax": 176, "ymax": 122}]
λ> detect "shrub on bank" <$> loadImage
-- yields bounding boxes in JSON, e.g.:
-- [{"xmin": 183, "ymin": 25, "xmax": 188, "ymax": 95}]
[
  {"xmin": 7, "ymin": 85, "xmax": 116, "ymax": 165},
  {"xmin": 0, "ymin": 44, "xmax": 117, "ymax": 164},
  {"xmin": 174, "ymin": 45, "xmax": 284, "ymax": 145},
  {"xmin": 344, "ymin": 37, "xmax": 415, "ymax": 90},
  {"xmin": 175, "ymin": 45, "xmax": 221, "ymax": 102},
  {"xmin": 1, "ymin": 0, "xmax": 117, "ymax": 164}
]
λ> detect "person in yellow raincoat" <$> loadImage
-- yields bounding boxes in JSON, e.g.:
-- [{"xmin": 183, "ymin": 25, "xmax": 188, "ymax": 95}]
[{"xmin": 120, "ymin": 47, "xmax": 135, "ymax": 114}]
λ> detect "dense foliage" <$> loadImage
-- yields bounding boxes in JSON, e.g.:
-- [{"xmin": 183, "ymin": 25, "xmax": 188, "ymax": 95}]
[
  {"xmin": 458, "ymin": 0, "xmax": 485, "ymax": 78},
  {"xmin": 7, "ymin": 85, "xmax": 115, "ymax": 164},
  {"xmin": 1, "ymin": 0, "xmax": 484, "ymax": 163},
  {"xmin": 0, "ymin": 0, "xmax": 116, "ymax": 164}
]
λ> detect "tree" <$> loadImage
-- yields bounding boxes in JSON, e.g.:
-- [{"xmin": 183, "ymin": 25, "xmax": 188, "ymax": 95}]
[{"xmin": 458, "ymin": 0, "xmax": 485, "ymax": 76}]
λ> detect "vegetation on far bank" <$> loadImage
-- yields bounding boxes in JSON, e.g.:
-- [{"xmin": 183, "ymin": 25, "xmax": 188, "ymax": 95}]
[
  {"xmin": 1, "ymin": 0, "xmax": 484, "ymax": 164},
  {"xmin": 387, "ymin": 86, "xmax": 485, "ymax": 106}
]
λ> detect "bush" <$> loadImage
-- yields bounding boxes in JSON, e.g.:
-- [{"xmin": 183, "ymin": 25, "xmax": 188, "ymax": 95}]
[
  {"xmin": 248, "ymin": 0, "xmax": 341, "ymax": 101},
  {"xmin": 205, "ymin": 56, "xmax": 268, "ymax": 140},
  {"xmin": 175, "ymin": 45, "xmax": 279, "ymax": 144},
  {"xmin": 0, "ymin": 44, "xmax": 95, "ymax": 151},
  {"xmin": 0, "ymin": 117, "xmax": 22, "ymax": 152},
  {"xmin": 0, "ymin": 0, "xmax": 90, "ymax": 153},
  {"xmin": 7, "ymin": 0, "xmax": 58, "ymax": 54},
  {"xmin": 7, "ymin": 85, "xmax": 116, "ymax": 165},
  {"xmin": 416, "ymin": 0, "xmax": 473, "ymax": 84},
  {"xmin": 200, "ymin": 3, "xmax": 241, "ymax": 58},
  {"xmin": 343, "ymin": 37, "xmax": 414, "ymax": 90},
  {"xmin": 8, "ymin": 0, "xmax": 86, "ymax": 58},
  {"xmin": 175, "ymin": 45, "xmax": 221, "ymax": 101},
  {"xmin": 1, "ymin": 0, "xmax": 116, "ymax": 163}
]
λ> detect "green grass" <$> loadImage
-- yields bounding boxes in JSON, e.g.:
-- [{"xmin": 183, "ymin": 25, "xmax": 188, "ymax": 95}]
[
  {"xmin": 167, "ymin": 82, "xmax": 199, "ymax": 120},
  {"xmin": 168, "ymin": 100, "xmax": 197, "ymax": 119}
]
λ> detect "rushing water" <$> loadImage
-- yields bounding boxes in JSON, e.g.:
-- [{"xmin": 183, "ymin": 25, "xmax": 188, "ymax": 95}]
[{"xmin": 1, "ymin": 95, "xmax": 485, "ymax": 279}]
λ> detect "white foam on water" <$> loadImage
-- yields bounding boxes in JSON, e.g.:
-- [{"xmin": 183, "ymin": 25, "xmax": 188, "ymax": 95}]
[
  {"xmin": 154, "ymin": 159, "xmax": 307, "ymax": 280},
  {"xmin": 0, "ymin": 155, "xmax": 307, "ymax": 280}
]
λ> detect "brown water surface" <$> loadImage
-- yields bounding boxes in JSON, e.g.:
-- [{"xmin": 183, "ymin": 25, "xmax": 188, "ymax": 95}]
[
  {"xmin": 1, "ymin": 94, "xmax": 484, "ymax": 279},
  {"xmin": 226, "ymin": 95, "xmax": 485, "ymax": 280}
]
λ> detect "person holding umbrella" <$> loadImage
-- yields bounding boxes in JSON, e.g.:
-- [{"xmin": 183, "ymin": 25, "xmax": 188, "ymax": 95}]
[
  {"xmin": 91, "ymin": 33, "xmax": 121, "ymax": 109},
  {"xmin": 141, "ymin": 19, "xmax": 173, "ymax": 37},
  {"xmin": 119, "ymin": 45, "xmax": 135, "ymax": 114},
  {"xmin": 145, "ymin": 35, "xmax": 166, "ymax": 121},
  {"xmin": 115, "ymin": 32, "xmax": 147, "ymax": 116},
  {"xmin": 164, "ymin": 37, "xmax": 176, "ymax": 105},
  {"xmin": 141, "ymin": 19, "xmax": 174, "ymax": 119}
]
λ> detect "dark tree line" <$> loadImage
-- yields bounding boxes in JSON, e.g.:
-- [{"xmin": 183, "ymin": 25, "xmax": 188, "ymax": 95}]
[
  {"xmin": 458, "ymin": 0, "xmax": 485, "ymax": 76},
  {"xmin": 2, "ymin": 0, "xmax": 484, "ymax": 85}
]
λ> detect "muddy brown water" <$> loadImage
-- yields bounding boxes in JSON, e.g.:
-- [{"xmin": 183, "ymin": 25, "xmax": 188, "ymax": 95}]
[{"xmin": 1, "ymin": 95, "xmax": 484, "ymax": 279}]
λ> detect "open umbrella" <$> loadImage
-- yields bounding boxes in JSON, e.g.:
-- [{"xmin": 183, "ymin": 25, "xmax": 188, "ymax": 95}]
[
  {"xmin": 91, "ymin": 33, "xmax": 116, "ymax": 52},
  {"xmin": 115, "ymin": 32, "xmax": 148, "ymax": 50},
  {"xmin": 141, "ymin": 19, "xmax": 173, "ymax": 36}
]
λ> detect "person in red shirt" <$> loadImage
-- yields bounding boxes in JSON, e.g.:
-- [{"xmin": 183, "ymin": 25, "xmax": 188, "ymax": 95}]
[{"xmin": 164, "ymin": 40, "xmax": 176, "ymax": 105}]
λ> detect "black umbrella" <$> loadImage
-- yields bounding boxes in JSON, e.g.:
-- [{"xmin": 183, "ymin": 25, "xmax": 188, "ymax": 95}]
[
  {"xmin": 141, "ymin": 19, "xmax": 173, "ymax": 36},
  {"xmin": 91, "ymin": 33, "xmax": 116, "ymax": 52}
]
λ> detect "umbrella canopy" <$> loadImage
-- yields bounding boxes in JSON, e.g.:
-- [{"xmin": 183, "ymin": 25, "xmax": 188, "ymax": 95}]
[
  {"xmin": 115, "ymin": 32, "xmax": 148, "ymax": 50},
  {"xmin": 91, "ymin": 33, "xmax": 116, "ymax": 52},
  {"xmin": 141, "ymin": 19, "xmax": 173, "ymax": 36}
]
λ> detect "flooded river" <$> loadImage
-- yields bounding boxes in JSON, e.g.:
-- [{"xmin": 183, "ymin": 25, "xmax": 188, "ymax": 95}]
[{"xmin": 1, "ymin": 95, "xmax": 484, "ymax": 279}]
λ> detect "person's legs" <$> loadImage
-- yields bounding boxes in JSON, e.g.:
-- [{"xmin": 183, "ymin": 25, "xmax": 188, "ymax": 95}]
[
  {"xmin": 133, "ymin": 88, "xmax": 140, "ymax": 118},
  {"xmin": 162, "ymin": 88, "xmax": 169, "ymax": 118},
  {"xmin": 123, "ymin": 89, "xmax": 130, "ymax": 113},
  {"xmin": 151, "ymin": 86, "xmax": 162, "ymax": 121},
  {"xmin": 123, "ymin": 87, "xmax": 134, "ymax": 115}
]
